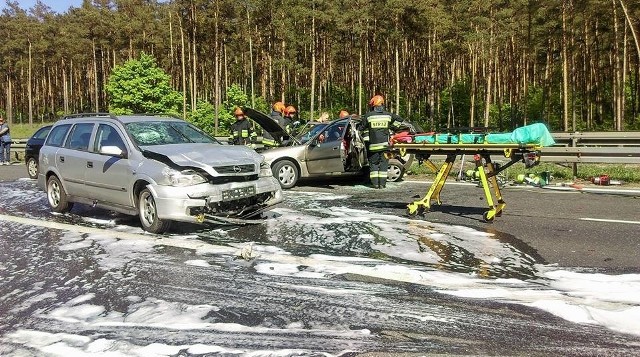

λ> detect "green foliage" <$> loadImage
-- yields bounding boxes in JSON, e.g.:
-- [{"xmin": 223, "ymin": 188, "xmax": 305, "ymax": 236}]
[
  {"xmin": 105, "ymin": 53, "xmax": 183, "ymax": 115},
  {"xmin": 218, "ymin": 84, "xmax": 250, "ymax": 134},
  {"xmin": 6, "ymin": 122, "xmax": 55, "ymax": 139},
  {"xmin": 185, "ymin": 101, "xmax": 216, "ymax": 134},
  {"xmin": 438, "ymin": 79, "xmax": 471, "ymax": 130},
  {"xmin": 407, "ymin": 161, "xmax": 640, "ymax": 183}
]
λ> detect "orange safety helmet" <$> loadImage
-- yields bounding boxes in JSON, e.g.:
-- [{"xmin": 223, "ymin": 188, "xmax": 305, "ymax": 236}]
[
  {"xmin": 369, "ymin": 95, "xmax": 384, "ymax": 107},
  {"xmin": 339, "ymin": 110, "xmax": 350, "ymax": 119},
  {"xmin": 273, "ymin": 101, "xmax": 286, "ymax": 113},
  {"xmin": 234, "ymin": 107, "xmax": 244, "ymax": 116},
  {"xmin": 285, "ymin": 105, "xmax": 297, "ymax": 115}
]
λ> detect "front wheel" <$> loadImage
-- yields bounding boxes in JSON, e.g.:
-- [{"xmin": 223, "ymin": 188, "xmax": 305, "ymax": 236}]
[
  {"xmin": 387, "ymin": 159, "xmax": 405, "ymax": 182},
  {"xmin": 272, "ymin": 160, "xmax": 299, "ymax": 189},
  {"xmin": 47, "ymin": 175, "xmax": 73, "ymax": 213},
  {"xmin": 27, "ymin": 157, "xmax": 39, "ymax": 179},
  {"xmin": 138, "ymin": 188, "xmax": 171, "ymax": 233}
]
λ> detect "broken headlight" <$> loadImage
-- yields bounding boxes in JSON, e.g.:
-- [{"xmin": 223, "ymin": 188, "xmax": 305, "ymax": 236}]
[
  {"xmin": 161, "ymin": 167, "xmax": 207, "ymax": 186},
  {"xmin": 259, "ymin": 160, "xmax": 273, "ymax": 178}
]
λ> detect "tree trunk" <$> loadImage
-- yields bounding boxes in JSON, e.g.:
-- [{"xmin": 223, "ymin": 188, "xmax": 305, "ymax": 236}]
[
  {"xmin": 180, "ymin": 16, "xmax": 187, "ymax": 119},
  {"xmin": 395, "ymin": 44, "xmax": 400, "ymax": 114},
  {"xmin": 28, "ymin": 40, "xmax": 33, "ymax": 124},
  {"xmin": 358, "ymin": 48, "xmax": 362, "ymax": 115},
  {"xmin": 469, "ymin": 44, "xmax": 476, "ymax": 127},
  {"xmin": 310, "ymin": 4, "xmax": 316, "ymax": 120},
  {"xmin": 562, "ymin": 1, "xmax": 570, "ymax": 131},
  {"xmin": 92, "ymin": 39, "xmax": 99, "ymax": 112},
  {"xmin": 619, "ymin": 0, "xmax": 640, "ymax": 63},
  {"xmin": 247, "ymin": 7, "xmax": 255, "ymax": 107},
  {"xmin": 6, "ymin": 75, "xmax": 12, "ymax": 123}
]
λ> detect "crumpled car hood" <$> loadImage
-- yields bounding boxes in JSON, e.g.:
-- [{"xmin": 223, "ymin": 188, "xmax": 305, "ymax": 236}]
[{"xmin": 142, "ymin": 143, "xmax": 262, "ymax": 174}]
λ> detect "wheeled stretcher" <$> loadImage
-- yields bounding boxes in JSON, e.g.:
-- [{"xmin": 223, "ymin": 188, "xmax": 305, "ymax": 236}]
[{"xmin": 390, "ymin": 123, "xmax": 555, "ymax": 222}]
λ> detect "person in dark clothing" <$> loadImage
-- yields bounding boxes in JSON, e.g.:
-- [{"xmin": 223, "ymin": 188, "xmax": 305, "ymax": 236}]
[
  {"xmin": 283, "ymin": 105, "xmax": 297, "ymax": 134},
  {"xmin": 262, "ymin": 101, "xmax": 285, "ymax": 148},
  {"xmin": 0, "ymin": 116, "xmax": 11, "ymax": 165},
  {"xmin": 228, "ymin": 108, "xmax": 256, "ymax": 145},
  {"xmin": 361, "ymin": 95, "xmax": 405, "ymax": 189}
]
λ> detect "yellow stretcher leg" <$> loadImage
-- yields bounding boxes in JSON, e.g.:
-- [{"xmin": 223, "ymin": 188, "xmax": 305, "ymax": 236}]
[
  {"xmin": 474, "ymin": 154, "xmax": 506, "ymax": 222},
  {"xmin": 407, "ymin": 154, "xmax": 456, "ymax": 216},
  {"xmin": 485, "ymin": 158, "xmax": 506, "ymax": 217}
]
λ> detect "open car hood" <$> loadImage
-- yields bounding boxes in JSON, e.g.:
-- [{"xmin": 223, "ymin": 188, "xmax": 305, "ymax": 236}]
[{"xmin": 243, "ymin": 107, "xmax": 299, "ymax": 145}]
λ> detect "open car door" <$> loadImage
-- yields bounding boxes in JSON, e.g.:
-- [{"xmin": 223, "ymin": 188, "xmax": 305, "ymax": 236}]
[{"xmin": 305, "ymin": 120, "xmax": 348, "ymax": 174}]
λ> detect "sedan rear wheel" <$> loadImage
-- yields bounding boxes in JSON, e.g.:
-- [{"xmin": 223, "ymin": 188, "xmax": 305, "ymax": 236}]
[
  {"xmin": 138, "ymin": 188, "xmax": 171, "ymax": 234},
  {"xmin": 27, "ymin": 157, "xmax": 39, "ymax": 179},
  {"xmin": 387, "ymin": 159, "xmax": 405, "ymax": 182},
  {"xmin": 273, "ymin": 160, "xmax": 299, "ymax": 189}
]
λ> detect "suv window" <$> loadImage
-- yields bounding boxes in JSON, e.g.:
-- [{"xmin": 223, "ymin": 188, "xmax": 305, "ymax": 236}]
[
  {"xmin": 33, "ymin": 126, "xmax": 51, "ymax": 140},
  {"xmin": 45, "ymin": 124, "xmax": 71, "ymax": 147},
  {"xmin": 95, "ymin": 124, "xmax": 127, "ymax": 153},
  {"xmin": 65, "ymin": 123, "xmax": 95, "ymax": 151}
]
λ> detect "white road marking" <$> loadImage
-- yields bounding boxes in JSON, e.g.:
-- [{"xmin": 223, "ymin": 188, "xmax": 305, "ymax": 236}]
[{"xmin": 580, "ymin": 217, "xmax": 640, "ymax": 225}]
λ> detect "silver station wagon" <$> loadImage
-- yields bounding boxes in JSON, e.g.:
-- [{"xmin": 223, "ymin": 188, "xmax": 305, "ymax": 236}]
[{"xmin": 38, "ymin": 113, "xmax": 283, "ymax": 233}]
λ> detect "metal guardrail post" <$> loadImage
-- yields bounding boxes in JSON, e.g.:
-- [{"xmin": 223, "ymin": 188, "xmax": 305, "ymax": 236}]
[{"xmin": 571, "ymin": 134, "xmax": 578, "ymax": 179}]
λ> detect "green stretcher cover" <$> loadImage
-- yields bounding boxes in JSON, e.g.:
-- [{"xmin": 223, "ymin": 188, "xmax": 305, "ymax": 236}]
[{"xmin": 413, "ymin": 123, "xmax": 555, "ymax": 147}]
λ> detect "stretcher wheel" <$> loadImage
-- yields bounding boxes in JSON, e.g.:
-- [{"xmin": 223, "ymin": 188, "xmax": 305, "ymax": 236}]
[
  {"xmin": 483, "ymin": 211, "xmax": 495, "ymax": 223},
  {"xmin": 406, "ymin": 204, "xmax": 425, "ymax": 217}
]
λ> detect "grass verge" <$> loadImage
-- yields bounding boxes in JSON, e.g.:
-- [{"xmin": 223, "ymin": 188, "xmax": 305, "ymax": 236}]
[{"xmin": 407, "ymin": 160, "xmax": 640, "ymax": 183}]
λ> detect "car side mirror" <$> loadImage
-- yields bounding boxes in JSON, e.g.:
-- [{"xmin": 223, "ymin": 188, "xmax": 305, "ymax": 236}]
[{"xmin": 101, "ymin": 145, "xmax": 126, "ymax": 158}]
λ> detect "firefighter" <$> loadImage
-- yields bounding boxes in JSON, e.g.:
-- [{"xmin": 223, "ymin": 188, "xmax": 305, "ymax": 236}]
[
  {"xmin": 228, "ymin": 108, "xmax": 255, "ymax": 145},
  {"xmin": 339, "ymin": 110, "xmax": 350, "ymax": 119},
  {"xmin": 284, "ymin": 105, "xmax": 297, "ymax": 133},
  {"xmin": 362, "ymin": 95, "xmax": 405, "ymax": 189},
  {"xmin": 262, "ymin": 101, "xmax": 285, "ymax": 148}
]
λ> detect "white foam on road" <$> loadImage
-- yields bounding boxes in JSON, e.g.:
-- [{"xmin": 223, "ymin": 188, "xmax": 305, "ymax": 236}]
[{"xmin": 2, "ymin": 188, "xmax": 640, "ymax": 355}]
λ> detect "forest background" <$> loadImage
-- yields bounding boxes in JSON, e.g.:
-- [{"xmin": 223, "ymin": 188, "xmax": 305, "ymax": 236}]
[{"xmin": 1, "ymin": 0, "xmax": 639, "ymax": 136}]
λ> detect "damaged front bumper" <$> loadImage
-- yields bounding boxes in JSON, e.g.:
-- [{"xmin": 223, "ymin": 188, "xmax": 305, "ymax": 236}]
[{"xmin": 148, "ymin": 176, "xmax": 283, "ymax": 225}]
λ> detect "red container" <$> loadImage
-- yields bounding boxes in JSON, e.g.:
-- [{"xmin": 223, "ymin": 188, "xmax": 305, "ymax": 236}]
[{"xmin": 598, "ymin": 175, "xmax": 610, "ymax": 186}]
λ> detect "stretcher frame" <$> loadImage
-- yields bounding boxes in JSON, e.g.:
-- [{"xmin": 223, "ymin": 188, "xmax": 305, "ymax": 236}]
[{"xmin": 391, "ymin": 143, "xmax": 542, "ymax": 222}]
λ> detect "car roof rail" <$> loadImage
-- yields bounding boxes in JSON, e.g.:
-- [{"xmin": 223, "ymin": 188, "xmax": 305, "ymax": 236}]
[
  {"xmin": 62, "ymin": 112, "xmax": 119, "ymax": 120},
  {"xmin": 134, "ymin": 113, "xmax": 184, "ymax": 119}
]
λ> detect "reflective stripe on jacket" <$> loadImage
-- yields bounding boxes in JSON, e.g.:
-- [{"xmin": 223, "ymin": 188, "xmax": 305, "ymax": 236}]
[{"xmin": 362, "ymin": 108, "xmax": 403, "ymax": 152}]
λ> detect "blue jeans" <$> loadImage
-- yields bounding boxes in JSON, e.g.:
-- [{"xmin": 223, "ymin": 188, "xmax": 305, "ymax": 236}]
[{"xmin": 0, "ymin": 141, "xmax": 10, "ymax": 163}]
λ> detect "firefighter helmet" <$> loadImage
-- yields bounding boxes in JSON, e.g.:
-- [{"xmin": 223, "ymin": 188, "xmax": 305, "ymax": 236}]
[
  {"xmin": 273, "ymin": 101, "xmax": 286, "ymax": 113},
  {"xmin": 234, "ymin": 107, "xmax": 244, "ymax": 116},
  {"xmin": 285, "ymin": 105, "xmax": 297, "ymax": 115},
  {"xmin": 339, "ymin": 110, "xmax": 350, "ymax": 119},
  {"xmin": 369, "ymin": 95, "xmax": 384, "ymax": 107}
]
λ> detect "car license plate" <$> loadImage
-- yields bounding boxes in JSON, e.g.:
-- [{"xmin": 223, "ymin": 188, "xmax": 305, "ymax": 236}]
[{"xmin": 222, "ymin": 186, "xmax": 256, "ymax": 201}]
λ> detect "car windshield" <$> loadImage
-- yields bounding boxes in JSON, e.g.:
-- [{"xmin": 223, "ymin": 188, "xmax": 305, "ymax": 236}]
[
  {"xmin": 296, "ymin": 123, "xmax": 328, "ymax": 144},
  {"xmin": 126, "ymin": 121, "xmax": 219, "ymax": 146}
]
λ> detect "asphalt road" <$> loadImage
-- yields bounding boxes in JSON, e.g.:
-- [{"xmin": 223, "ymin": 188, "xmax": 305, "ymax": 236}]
[
  {"xmin": 1, "ymin": 163, "xmax": 639, "ymax": 272},
  {"xmin": 290, "ymin": 175, "xmax": 640, "ymax": 272},
  {"xmin": 2, "ymin": 166, "xmax": 640, "ymax": 355}
]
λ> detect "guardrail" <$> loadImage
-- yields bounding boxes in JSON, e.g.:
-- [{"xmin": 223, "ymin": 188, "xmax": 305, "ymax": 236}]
[
  {"xmin": 9, "ymin": 139, "xmax": 28, "ymax": 162},
  {"xmin": 9, "ymin": 132, "xmax": 640, "ymax": 166},
  {"xmin": 541, "ymin": 131, "xmax": 640, "ymax": 164}
]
